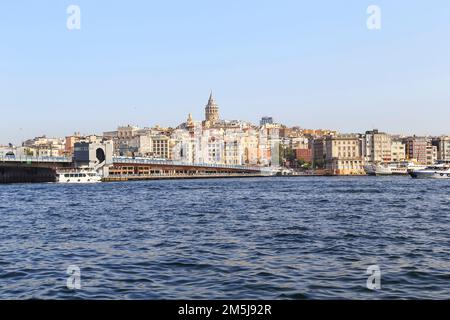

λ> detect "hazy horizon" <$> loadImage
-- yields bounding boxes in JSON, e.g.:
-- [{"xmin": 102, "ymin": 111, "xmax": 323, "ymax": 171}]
[{"xmin": 1, "ymin": 0, "xmax": 450, "ymax": 144}]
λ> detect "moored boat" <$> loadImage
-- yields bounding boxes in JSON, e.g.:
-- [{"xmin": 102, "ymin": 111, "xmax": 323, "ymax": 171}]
[
  {"xmin": 56, "ymin": 169, "xmax": 102, "ymax": 183},
  {"xmin": 364, "ymin": 161, "xmax": 423, "ymax": 176},
  {"xmin": 409, "ymin": 164, "xmax": 450, "ymax": 179}
]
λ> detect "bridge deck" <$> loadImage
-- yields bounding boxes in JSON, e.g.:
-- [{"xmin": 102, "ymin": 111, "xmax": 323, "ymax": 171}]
[
  {"xmin": 112, "ymin": 157, "xmax": 264, "ymax": 172},
  {"xmin": 0, "ymin": 156, "xmax": 270, "ymax": 173},
  {"xmin": 0, "ymin": 156, "xmax": 72, "ymax": 163}
]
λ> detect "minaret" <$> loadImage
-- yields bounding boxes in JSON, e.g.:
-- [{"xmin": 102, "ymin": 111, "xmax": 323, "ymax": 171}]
[{"xmin": 205, "ymin": 91, "xmax": 220, "ymax": 123}]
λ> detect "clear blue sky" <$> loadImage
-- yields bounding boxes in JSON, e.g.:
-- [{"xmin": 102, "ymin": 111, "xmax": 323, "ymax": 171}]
[{"xmin": 1, "ymin": 0, "xmax": 450, "ymax": 144}]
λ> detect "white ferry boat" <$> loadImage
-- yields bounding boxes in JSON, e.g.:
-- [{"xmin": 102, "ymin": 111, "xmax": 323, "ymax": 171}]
[
  {"xmin": 364, "ymin": 162, "xmax": 425, "ymax": 176},
  {"xmin": 364, "ymin": 163, "xmax": 396, "ymax": 176},
  {"xmin": 409, "ymin": 164, "xmax": 450, "ymax": 179},
  {"xmin": 56, "ymin": 169, "xmax": 102, "ymax": 183}
]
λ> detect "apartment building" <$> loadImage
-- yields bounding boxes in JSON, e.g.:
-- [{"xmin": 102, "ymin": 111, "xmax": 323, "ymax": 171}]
[
  {"xmin": 324, "ymin": 134, "xmax": 365, "ymax": 175},
  {"xmin": 432, "ymin": 136, "xmax": 450, "ymax": 161},
  {"xmin": 391, "ymin": 140, "xmax": 406, "ymax": 162},
  {"xmin": 404, "ymin": 137, "xmax": 429, "ymax": 164},
  {"xmin": 364, "ymin": 129, "xmax": 392, "ymax": 163}
]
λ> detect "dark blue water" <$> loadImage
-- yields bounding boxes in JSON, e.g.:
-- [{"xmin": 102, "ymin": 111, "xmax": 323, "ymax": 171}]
[{"xmin": 0, "ymin": 177, "xmax": 449, "ymax": 299}]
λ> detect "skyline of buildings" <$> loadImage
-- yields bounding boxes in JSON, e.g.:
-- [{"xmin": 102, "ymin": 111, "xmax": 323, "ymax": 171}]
[
  {"xmin": 2, "ymin": 107, "xmax": 449, "ymax": 147},
  {"xmin": 1, "ymin": 92, "xmax": 450, "ymax": 175}
]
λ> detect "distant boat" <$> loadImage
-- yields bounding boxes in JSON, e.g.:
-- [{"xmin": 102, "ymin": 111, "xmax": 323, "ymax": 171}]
[
  {"xmin": 409, "ymin": 164, "xmax": 450, "ymax": 179},
  {"xmin": 56, "ymin": 169, "xmax": 102, "ymax": 183}
]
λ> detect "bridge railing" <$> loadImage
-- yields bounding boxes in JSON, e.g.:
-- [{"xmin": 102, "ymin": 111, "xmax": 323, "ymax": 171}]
[
  {"xmin": 112, "ymin": 157, "xmax": 264, "ymax": 172},
  {"xmin": 0, "ymin": 155, "xmax": 72, "ymax": 163}
]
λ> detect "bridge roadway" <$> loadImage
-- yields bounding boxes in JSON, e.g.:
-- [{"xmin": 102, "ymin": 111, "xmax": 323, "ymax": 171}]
[
  {"xmin": 111, "ymin": 157, "xmax": 264, "ymax": 173},
  {"xmin": 0, "ymin": 156, "xmax": 72, "ymax": 168},
  {"xmin": 0, "ymin": 156, "xmax": 268, "ymax": 173}
]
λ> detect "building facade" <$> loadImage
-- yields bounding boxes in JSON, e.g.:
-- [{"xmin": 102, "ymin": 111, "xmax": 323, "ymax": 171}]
[
  {"xmin": 364, "ymin": 129, "xmax": 392, "ymax": 163},
  {"xmin": 391, "ymin": 140, "xmax": 406, "ymax": 162},
  {"xmin": 324, "ymin": 134, "xmax": 365, "ymax": 175},
  {"xmin": 432, "ymin": 136, "xmax": 450, "ymax": 161},
  {"xmin": 404, "ymin": 137, "xmax": 429, "ymax": 164}
]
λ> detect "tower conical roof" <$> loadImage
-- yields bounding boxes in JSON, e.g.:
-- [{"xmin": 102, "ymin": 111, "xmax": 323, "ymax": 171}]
[{"xmin": 207, "ymin": 91, "xmax": 217, "ymax": 106}]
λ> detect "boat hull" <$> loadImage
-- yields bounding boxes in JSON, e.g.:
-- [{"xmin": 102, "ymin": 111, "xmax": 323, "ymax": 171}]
[
  {"xmin": 56, "ymin": 171, "xmax": 102, "ymax": 183},
  {"xmin": 409, "ymin": 171, "xmax": 450, "ymax": 179}
]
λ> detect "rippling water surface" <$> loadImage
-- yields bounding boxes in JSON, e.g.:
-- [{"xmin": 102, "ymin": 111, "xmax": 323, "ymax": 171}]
[{"xmin": 0, "ymin": 177, "xmax": 449, "ymax": 299}]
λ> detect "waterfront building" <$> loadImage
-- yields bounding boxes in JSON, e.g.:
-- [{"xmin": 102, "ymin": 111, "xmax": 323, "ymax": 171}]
[
  {"xmin": 64, "ymin": 133, "xmax": 82, "ymax": 156},
  {"xmin": 363, "ymin": 129, "xmax": 392, "ymax": 163},
  {"xmin": 287, "ymin": 135, "xmax": 312, "ymax": 164},
  {"xmin": 312, "ymin": 137, "xmax": 326, "ymax": 168},
  {"xmin": 117, "ymin": 125, "xmax": 141, "ymax": 139},
  {"xmin": 404, "ymin": 136, "xmax": 429, "ymax": 164},
  {"xmin": 426, "ymin": 145, "xmax": 438, "ymax": 165},
  {"xmin": 105, "ymin": 125, "xmax": 140, "ymax": 156},
  {"xmin": 73, "ymin": 140, "xmax": 114, "ymax": 171},
  {"xmin": 260, "ymin": 124, "xmax": 281, "ymax": 166},
  {"xmin": 103, "ymin": 125, "xmax": 173, "ymax": 158},
  {"xmin": 65, "ymin": 133, "xmax": 103, "ymax": 156},
  {"xmin": 295, "ymin": 148, "xmax": 312, "ymax": 163},
  {"xmin": 241, "ymin": 128, "xmax": 259, "ymax": 165},
  {"xmin": 171, "ymin": 129, "xmax": 196, "ymax": 163},
  {"xmin": 324, "ymin": 134, "xmax": 365, "ymax": 175},
  {"xmin": 151, "ymin": 135, "xmax": 171, "ymax": 159},
  {"xmin": 223, "ymin": 131, "xmax": 242, "ymax": 165},
  {"xmin": 432, "ymin": 136, "xmax": 450, "ymax": 161},
  {"xmin": 22, "ymin": 136, "xmax": 65, "ymax": 157},
  {"xmin": 391, "ymin": 140, "xmax": 406, "ymax": 162}
]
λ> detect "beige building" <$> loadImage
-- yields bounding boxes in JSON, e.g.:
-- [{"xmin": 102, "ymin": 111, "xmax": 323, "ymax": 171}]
[
  {"xmin": 151, "ymin": 135, "xmax": 171, "ymax": 159},
  {"xmin": 241, "ymin": 128, "xmax": 259, "ymax": 165},
  {"xmin": 364, "ymin": 130, "xmax": 392, "ymax": 163},
  {"xmin": 432, "ymin": 136, "xmax": 450, "ymax": 161},
  {"xmin": 426, "ymin": 145, "xmax": 437, "ymax": 165},
  {"xmin": 65, "ymin": 133, "xmax": 103, "ymax": 156},
  {"xmin": 391, "ymin": 140, "xmax": 406, "ymax": 162},
  {"xmin": 325, "ymin": 134, "xmax": 365, "ymax": 175},
  {"xmin": 22, "ymin": 136, "xmax": 66, "ymax": 157}
]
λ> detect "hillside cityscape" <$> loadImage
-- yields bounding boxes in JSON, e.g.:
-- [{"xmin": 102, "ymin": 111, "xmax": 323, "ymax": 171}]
[{"xmin": 1, "ymin": 92, "xmax": 449, "ymax": 176}]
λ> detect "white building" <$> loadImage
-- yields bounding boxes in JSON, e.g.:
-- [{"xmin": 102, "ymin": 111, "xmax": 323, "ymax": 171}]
[{"xmin": 363, "ymin": 129, "xmax": 392, "ymax": 163}]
